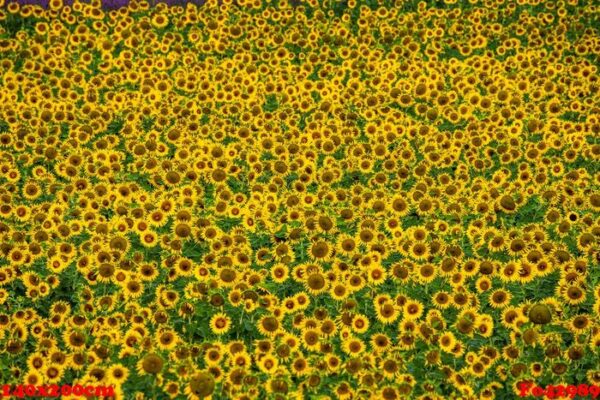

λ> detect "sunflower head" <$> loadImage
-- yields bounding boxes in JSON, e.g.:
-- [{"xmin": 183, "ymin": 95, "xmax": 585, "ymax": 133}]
[
  {"xmin": 140, "ymin": 353, "xmax": 164, "ymax": 375},
  {"xmin": 188, "ymin": 372, "xmax": 215, "ymax": 398},
  {"xmin": 528, "ymin": 304, "xmax": 552, "ymax": 325}
]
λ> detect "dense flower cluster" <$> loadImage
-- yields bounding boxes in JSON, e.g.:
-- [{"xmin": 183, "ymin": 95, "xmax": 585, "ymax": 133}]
[{"xmin": 0, "ymin": 0, "xmax": 599, "ymax": 399}]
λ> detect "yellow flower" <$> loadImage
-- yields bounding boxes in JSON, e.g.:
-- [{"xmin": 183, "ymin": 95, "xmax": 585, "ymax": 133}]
[
  {"xmin": 375, "ymin": 302, "xmax": 399, "ymax": 324},
  {"xmin": 210, "ymin": 313, "xmax": 232, "ymax": 335},
  {"xmin": 350, "ymin": 314, "xmax": 369, "ymax": 334},
  {"xmin": 257, "ymin": 354, "xmax": 278, "ymax": 374},
  {"xmin": 107, "ymin": 364, "xmax": 130, "ymax": 385},
  {"xmin": 301, "ymin": 328, "xmax": 320, "ymax": 352},
  {"xmin": 439, "ymin": 332, "xmax": 456, "ymax": 353},
  {"xmin": 270, "ymin": 263, "xmax": 289, "ymax": 283},
  {"xmin": 403, "ymin": 300, "xmax": 424, "ymax": 321},
  {"xmin": 151, "ymin": 14, "xmax": 169, "ymax": 29},
  {"xmin": 341, "ymin": 336, "xmax": 365, "ymax": 355},
  {"xmin": 156, "ymin": 329, "xmax": 179, "ymax": 351}
]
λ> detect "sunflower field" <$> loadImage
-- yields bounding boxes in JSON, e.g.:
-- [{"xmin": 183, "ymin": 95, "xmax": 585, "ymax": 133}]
[{"xmin": 0, "ymin": 0, "xmax": 599, "ymax": 398}]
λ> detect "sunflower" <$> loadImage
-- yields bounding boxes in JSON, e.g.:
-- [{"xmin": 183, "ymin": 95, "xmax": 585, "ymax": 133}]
[
  {"xmin": 209, "ymin": 313, "xmax": 231, "ymax": 336},
  {"xmin": 409, "ymin": 241, "xmax": 429, "ymax": 261},
  {"xmin": 568, "ymin": 314, "xmax": 591, "ymax": 335},
  {"xmin": 534, "ymin": 257, "xmax": 553, "ymax": 277},
  {"xmin": 43, "ymin": 364, "xmax": 64, "ymax": 384},
  {"xmin": 256, "ymin": 354, "xmax": 279, "ymax": 374},
  {"xmin": 366, "ymin": 264, "xmax": 387, "ymax": 286},
  {"xmin": 356, "ymin": 227, "xmax": 375, "ymax": 245},
  {"xmin": 336, "ymin": 234, "xmax": 357, "ymax": 256},
  {"xmin": 298, "ymin": 328, "xmax": 319, "ymax": 352},
  {"xmin": 515, "ymin": 261, "xmax": 536, "ymax": 284},
  {"xmin": 403, "ymin": 300, "xmax": 424, "ymax": 320},
  {"xmin": 334, "ymin": 381, "xmax": 354, "ymax": 400},
  {"xmin": 489, "ymin": 289, "xmax": 511, "ymax": 308},
  {"xmin": 346, "ymin": 274, "xmax": 366, "ymax": 293},
  {"xmin": 308, "ymin": 240, "xmax": 333, "ymax": 261},
  {"xmin": 416, "ymin": 195, "xmax": 436, "ymax": 216},
  {"xmin": 375, "ymin": 302, "xmax": 399, "ymax": 324},
  {"xmin": 416, "ymin": 263, "xmax": 436, "ymax": 284},
  {"xmin": 109, "ymin": 235, "xmax": 130, "ymax": 253},
  {"xmin": 329, "ymin": 283, "xmax": 349, "ymax": 301},
  {"xmin": 319, "ymin": 319, "xmax": 338, "ymax": 338},
  {"xmin": 139, "ymin": 263, "xmax": 159, "ymax": 281},
  {"xmin": 561, "ymin": 284, "xmax": 587, "ymax": 306},
  {"xmin": 106, "ymin": 364, "xmax": 130, "ymax": 386},
  {"xmin": 227, "ymin": 347, "xmax": 251, "ymax": 369},
  {"xmin": 498, "ymin": 261, "xmax": 518, "ymax": 282},
  {"xmin": 156, "ymin": 329, "xmax": 179, "ymax": 350},
  {"xmin": 63, "ymin": 329, "xmax": 87, "ymax": 352},
  {"xmin": 528, "ymin": 304, "xmax": 553, "ymax": 325},
  {"xmin": 341, "ymin": 336, "xmax": 365, "ymax": 356},
  {"xmin": 369, "ymin": 333, "xmax": 390, "ymax": 354},
  {"xmin": 257, "ymin": 316, "xmax": 280, "ymax": 337},
  {"xmin": 390, "ymin": 196, "xmax": 410, "ymax": 217},
  {"xmin": 26, "ymin": 352, "xmax": 45, "ymax": 372},
  {"xmin": 350, "ymin": 314, "xmax": 369, "ymax": 334},
  {"xmin": 294, "ymin": 292, "xmax": 311, "ymax": 310},
  {"xmin": 475, "ymin": 276, "xmax": 492, "ymax": 293},
  {"xmin": 380, "ymin": 358, "xmax": 401, "ymax": 380},
  {"xmin": 23, "ymin": 369, "xmax": 44, "ymax": 388},
  {"xmin": 7, "ymin": 247, "xmax": 27, "ymax": 267},
  {"xmin": 475, "ymin": 315, "xmax": 494, "ymax": 338},
  {"xmin": 22, "ymin": 182, "xmax": 42, "ymax": 200},
  {"xmin": 265, "ymin": 377, "xmax": 292, "ymax": 396},
  {"xmin": 280, "ymin": 333, "xmax": 300, "ymax": 352},
  {"xmin": 304, "ymin": 272, "xmax": 328, "ymax": 295},
  {"xmin": 432, "ymin": 291, "xmax": 452, "ymax": 309},
  {"xmin": 576, "ymin": 230, "xmax": 596, "ymax": 253},
  {"xmin": 439, "ymin": 332, "xmax": 456, "ymax": 353},
  {"xmin": 137, "ymin": 353, "xmax": 164, "ymax": 376},
  {"xmin": 218, "ymin": 268, "xmax": 237, "ymax": 288},
  {"xmin": 185, "ymin": 372, "xmax": 215, "ymax": 400},
  {"xmin": 173, "ymin": 257, "xmax": 194, "ymax": 278},
  {"xmin": 121, "ymin": 277, "xmax": 144, "ymax": 300},
  {"xmin": 270, "ymin": 263, "xmax": 289, "ymax": 283},
  {"xmin": 147, "ymin": 209, "xmax": 168, "ymax": 227}
]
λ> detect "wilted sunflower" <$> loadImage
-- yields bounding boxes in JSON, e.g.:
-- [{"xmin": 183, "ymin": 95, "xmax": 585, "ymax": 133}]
[
  {"xmin": 136, "ymin": 353, "xmax": 164, "ymax": 376},
  {"xmin": 185, "ymin": 372, "xmax": 215, "ymax": 400}
]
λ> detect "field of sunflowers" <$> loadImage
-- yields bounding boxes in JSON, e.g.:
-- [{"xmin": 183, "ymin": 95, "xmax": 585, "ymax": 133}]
[{"xmin": 0, "ymin": 0, "xmax": 599, "ymax": 398}]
